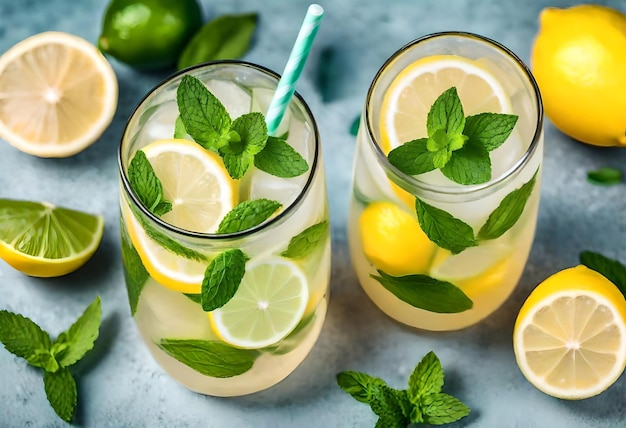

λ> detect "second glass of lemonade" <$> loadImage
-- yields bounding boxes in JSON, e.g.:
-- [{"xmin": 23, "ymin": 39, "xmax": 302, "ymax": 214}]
[
  {"xmin": 119, "ymin": 61, "xmax": 330, "ymax": 396},
  {"xmin": 348, "ymin": 32, "xmax": 543, "ymax": 331}
]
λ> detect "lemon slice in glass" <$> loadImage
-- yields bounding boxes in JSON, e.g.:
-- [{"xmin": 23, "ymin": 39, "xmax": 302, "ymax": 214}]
[
  {"xmin": 0, "ymin": 32, "xmax": 118, "ymax": 157},
  {"xmin": 0, "ymin": 199, "xmax": 104, "ymax": 277},
  {"xmin": 513, "ymin": 265, "xmax": 626, "ymax": 399},
  {"xmin": 209, "ymin": 257, "xmax": 309, "ymax": 349}
]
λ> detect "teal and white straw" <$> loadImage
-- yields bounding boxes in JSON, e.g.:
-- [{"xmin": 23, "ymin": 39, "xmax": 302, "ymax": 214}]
[{"xmin": 265, "ymin": 4, "xmax": 324, "ymax": 136}]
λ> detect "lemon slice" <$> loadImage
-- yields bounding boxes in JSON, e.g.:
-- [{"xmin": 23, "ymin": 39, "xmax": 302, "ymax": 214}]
[
  {"xmin": 139, "ymin": 138, "xmax": 237, "ymax": 233},
  {"xmin": 0, "ymin": 32, "xmax": 118, "ymax": 157},
  {"xmin": 0, "ymin": 199, "xmax": 104, "ymax": 277},
  {"xmin": 209, "ymin": 257, "xmax": 309, "ymax": 349},
  {"xmin": 513, "ymin": 265, "xmax": 626, "ymax": 399}
]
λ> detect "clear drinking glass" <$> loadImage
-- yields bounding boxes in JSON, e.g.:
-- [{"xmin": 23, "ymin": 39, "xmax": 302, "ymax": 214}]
[
  {"xmin": 348, "ymin": 32, "xmax": 543, "ymax": 331},
  {"xmin": 118, "ymin": 61, "xmax": 330, "ymax": 396}
]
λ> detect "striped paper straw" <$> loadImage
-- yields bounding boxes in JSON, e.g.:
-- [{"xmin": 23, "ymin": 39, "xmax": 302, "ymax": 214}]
[{"xmin": 265, "ymin": 4, "xmax": 324, "ymax": 136}]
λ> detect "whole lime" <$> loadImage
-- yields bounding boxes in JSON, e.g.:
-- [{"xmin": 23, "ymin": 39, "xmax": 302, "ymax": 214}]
[{"xmin": 98, "ymin": 0, "xmax": 203, "ymax": 70}]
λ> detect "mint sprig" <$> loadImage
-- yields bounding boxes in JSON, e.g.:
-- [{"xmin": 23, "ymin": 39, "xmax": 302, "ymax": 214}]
[
  {"xmin": 217, "ymin": 199, "xmax": 281, "ymax": 234},
  {"xmin": 201, "ymin": 249, "xmax": 247, "ymax": 311},
  {"xmin": 128, "ymin": 150, "xmax": 172, "ymax": 216},
  {"xmin": 337, "ymin": 351, "xmax": 470, "ymax": 427},
  {"xmin": 177, "ymin": 75, "xmax": 309, "ymax": 180},
  {"xmin": 0, "ymin": 297, "xmax": 102, "ymax": 422}
]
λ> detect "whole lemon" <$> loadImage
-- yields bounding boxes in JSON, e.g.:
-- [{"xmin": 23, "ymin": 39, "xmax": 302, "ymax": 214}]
[
  {"xmin": 98, "ymin": 0, "xmax": 203, "ymax": 70},
  {"xmin": 531, "ymin": 5, "xmax": 626, "ymax": 147}
]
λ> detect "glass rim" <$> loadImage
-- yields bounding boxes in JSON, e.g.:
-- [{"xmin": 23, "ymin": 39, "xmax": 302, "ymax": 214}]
[
  {"xmin": 117, "ymin": 60, "xmax": 321, "ymax": 240},
  {"xmin": 364, "ymin": 31, "xmax": 544, "ymax": 196}
]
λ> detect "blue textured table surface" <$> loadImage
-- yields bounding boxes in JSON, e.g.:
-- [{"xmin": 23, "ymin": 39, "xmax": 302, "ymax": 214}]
[{"xmin": 1, "ymin": 0, "xmax": 626, "ymax": 426}]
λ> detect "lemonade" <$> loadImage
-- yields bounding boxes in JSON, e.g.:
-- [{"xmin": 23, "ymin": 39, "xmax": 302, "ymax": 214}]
[
  {"xmin": 118, "ymin": 62, "xmax": 330, "ymax": 396},
  {"xmin": 348, "ymin": 33, "xmax": 544, "ymax": 331}
]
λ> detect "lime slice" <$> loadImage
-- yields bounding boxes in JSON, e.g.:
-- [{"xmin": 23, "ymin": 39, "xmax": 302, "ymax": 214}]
[
  {"xmin": 0, "ymin": 199, "xmax": 104, "ymax": 277},
  {"xmin": 0, "ymin": 32, "xmax": 118, "ymax": 157},
  {"xmin": 209, "ymin": 257, "xmax": 309, "ymax": 349}
]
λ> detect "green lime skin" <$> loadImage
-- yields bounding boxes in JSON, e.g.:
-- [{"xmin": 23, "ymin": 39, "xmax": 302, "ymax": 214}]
[{"xmin": 98, "ymin": 0, "xmax": 203, "ymax": 70}]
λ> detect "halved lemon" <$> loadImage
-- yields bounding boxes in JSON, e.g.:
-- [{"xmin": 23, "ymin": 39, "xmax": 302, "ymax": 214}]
[
  {"xmin": 0, "ymin": 32, "xmax": 118, "ymax": 157},
  {"xmin": 0, "ymin": 199, "xmax": 104, "ymax": 277},
  {"xmin": 123, "ymin": 138, "xmax": 237, "ymax": 293},
  {"xmin": 379, "ymin": 55, "xmax": 512, "ymax": 206},
  {"xmin": 513, "ymin": 265, "xmax": 626, "ymax": 399},
  {"xmin": 209, "ymin": 257, "xmax": 309, "ymax": 349}
]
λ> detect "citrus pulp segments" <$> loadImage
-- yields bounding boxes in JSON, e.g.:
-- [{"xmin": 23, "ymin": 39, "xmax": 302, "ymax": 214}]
[
  {"xmin": 0, "ymin": 32, "xmax": 118, "ymax": 157},
  {"xmin": 209, "ymin": 257, "xmax": 309, "ymax": 349},
  {"xmin": 122, "ymin": 202, "xmax": 207, "ymax": 294},
  {"xmin": 139, "ymin": 139, "xmax": 237, "ymax": 234},
  {"xmin": 514, "ymin": 273, "xmax": 626, "ymax": 399},
  {"xmin": 0, "ymin": 200, "xmax": 104, "ymax": 277}
]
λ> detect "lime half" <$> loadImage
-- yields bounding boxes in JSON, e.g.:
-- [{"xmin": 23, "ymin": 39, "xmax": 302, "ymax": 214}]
[
  {"xmin": 209, "ymin": 257, "xmax": 309, "ymax": 349},
  {"xmin": 0, "ymin": 200, "xmax": 104, "ymax": 277}
]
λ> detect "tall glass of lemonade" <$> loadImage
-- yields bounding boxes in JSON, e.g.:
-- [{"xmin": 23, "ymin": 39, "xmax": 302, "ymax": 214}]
[
  {"xmin": 118, "ymin": 61, "xmax": 330, "ymax": 396},
  {"xmin": 348, "ymin": 32, "xmax": 543, "ymax": 331}
]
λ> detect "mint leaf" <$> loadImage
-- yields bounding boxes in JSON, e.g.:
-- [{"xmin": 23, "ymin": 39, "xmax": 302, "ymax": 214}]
[
  {"xmin": 158, "ymin": 339, "xmax": 258, "ymax": 377},
  {"xmin": 580, "ymin": 251, "xmax": 626, "ymax": 298},
  {"xmin": 43, "ymin": 368, "xmax": 77, "ymax": 422},
  {"xmin": 478, "ymin": 169, "xmax": 538, "ymax": 241},
  {"xmin": 27, "ymin": 350, "xmax": 59, "ymax": 372},
  {"xmin": 336, "ymin": 371, "xmax": 387, "ymax": 404},
  {"xmin": 174, "ymin": 116, "xmax": 187, "ymax": 139},
  {"xmin": 371, "ymin": 270, "xmax": 472, "ymax": 313},
  {"xmin": 184, "ymin": 293, "xmax": 203, "ymax": 304},
  {"xmin": 587, "ymin": 167, "xmax": 622, "ymax": 185},
  {"xmin": 217, "ymin": 199, "xmax": 281, "ymax": 234},
  {"xmin": 370, "ymin": 384, "xmax": 410, "ymax": 428},
  {"xmin": 281, "ymin": 220, "xmax": 329, "ymax": 258},
  {"xmin": 426, "ymin": 86, "xmax": 465, "ymax": 137},
  {"xmin": 350, "ymin": 114, "xmax": 360, "ymax": 136},
  {"xmin": 177, "ymin": 13, "xmax": 258, "ymax": 70},
  {"xmin": 408, "ymin": 351, "xmax": 444, "ymax": 401},
  {"xmin": 0, "ymin": 310, "xmax": 51, "ymax": 360},
  {"xmin": 415, "ymin": 197, "xmax": 477, "ymax": 254},
  {"xmin": 463, "ymin": 112, "xmax": 518, "ymax": 151},
  {"xmin": 441, "ymin": 143, "xmax": 491, "ymax": 185},
  {"xmin": 421, "ymin": 392, "xmax": 471, "ymax": 425},
  {"xmin": 51, "ymin": 297, "xmax": 101, "ymax": 368},
  {"xmin": 201, "ymin": 249, "xmax": 247, "ymax": 311},
  {"xmin": 220, "ymin": 151, "xmax": 254, "ymax": 179},
  {"xmin": 128, "ymin": 150, "xmax": 172, "ymax": 216},
  {"xmin": 130, "ymin": 204, "xmax": 207, "ymax": 262},
  {"xmin": 230, "ymin": 112, "xmax": 268, "ymax": 155},
  {"xmin": 388, "ymin": 138, "xmax": 436, "ymax": 175},
  {"xmin": 121, "ymin": 226, "xmax": 149, "ymax": 316},
  {"xmin": 177, "ymin": 75, "xmax": 231, "ymax": 151},
  {"xmin": 254, "ymin": 136, "xmax": 309, "ymax": 178}
]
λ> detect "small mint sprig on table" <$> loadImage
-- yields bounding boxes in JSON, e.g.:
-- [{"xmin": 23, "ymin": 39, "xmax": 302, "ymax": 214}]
[
  {"xmin": 337, "ymin": 351, "xmax": 470, "ymax": 427},
  {"xmin": 177, "ymin": 74, "xmax": 309, "ymax": 179},
  {"xmin": 0, "ymin": 297, "xmax": 102, "ymax": 422}
]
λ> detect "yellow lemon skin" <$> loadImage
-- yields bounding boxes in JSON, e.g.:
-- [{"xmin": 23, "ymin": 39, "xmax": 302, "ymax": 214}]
[
  {"xmin": 531, "ymin": 5, "xmax": 626, "ymax": 147},
  {"xmin": 359, "ymin": 201, "xmax": 435, "ymax": 276}
]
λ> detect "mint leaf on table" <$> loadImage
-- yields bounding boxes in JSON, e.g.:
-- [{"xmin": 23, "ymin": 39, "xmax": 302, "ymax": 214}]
[
  {"xmin": 477, "ymin": 168, "xmax": 538, "ymax": 241},
  {"xmin": 281, "ymin": 220, "xmax": 329, "ymax": 258},
  {"xmin": 350, "ymin": 114, "xmax": 361, "ymax": 136},
  {"xmin": 587, "ymin": 167, "xmax": 622, "ymax": 186},
  {"xmin": 121, "ymin": 226, "xmax": 149, "ymax": 316},
  {"xmin": 174, "ymin": 115, "xmax": 187, "ymax": 139},
  {"xmin": 463, "ymin": 112, "xmax": 518, "ymax": 151},
  {"xmin": 177, "ymin": 75, "xmax": 232, "ymax": 151},
  {"xmin": 440, "ymin": 143, "xmax": 491, "ymax": 185},
  {"xmin": 371, "ymin": 270, "xmax": 472, "ymax": 313},
  {"xmin": 337, "ymin": 351, "xmax": 470, "ymax": 427},
  {"xmin": 415, "ymin": 197, "xmax": 477, "ymax": 254},
  {"xmin": 51, "ymin": 297, "xmax": 101, "ymax": 367},
  {"xmin": 580, "ymin": 251, "xmax": 626, "ymax": 298},
  {"xmin": 43, "ymin": 368, "xmax": 77, "ymax": 423},
  {"xmin": 254, "ymin": 136, "xmax": 309, "ymax": 178},
  {"xmin": 158, "ymin": 339, "xmax": 258, "ymax": 377},
  {"xmin": 217, "ymin": 199, "xmax": 281, "ymax": 234},
  {"xmin": 0, "ymin": 297, "xmax": 102, "ymax": 423},
  {"xmin": 201, "ymin": 249, "xmax": 247, "ymax": 311},
  {"xmin": 128, "ymin": 150, "xmax": 172, "ymax": 216},
  {"xmin": 177, "ymin": 13, "xmax": 258, "ymax": 70},
  {"xmin": 388, "ymin": 138, "xmax": 436, "ymax": 176}
]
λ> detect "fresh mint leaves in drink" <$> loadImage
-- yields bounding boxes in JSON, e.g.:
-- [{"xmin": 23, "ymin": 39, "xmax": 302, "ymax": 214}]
[
  {"xmin": 281, "ymin": 220, "xmax": 329, "ymax": 258},
  {"xmin": 128, "ymin": 150, "xmax": 172, "ymax": 216},
  {"xmin": 201, "ymin": 249, "xmax": 247, "ymax": 311},
  {"xmin": 337, "ymin": 351, "xmax": 470, "ymax": 427},
  {"xmin": 176, "ymin": 74, "xmax": 309, "ymax": 180},
  {"xmin": 0, "ymin": 297, "xmax": 102, "ymax": 422},
  {"xmin": 217, "ymin": 199, "xmax": 282, "ymax": 234}
]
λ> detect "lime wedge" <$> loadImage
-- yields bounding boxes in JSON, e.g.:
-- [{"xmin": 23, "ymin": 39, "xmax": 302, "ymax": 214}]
[{"xmin": 0, "ymin": 199, "xmax": 104, "ymax": 277}]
